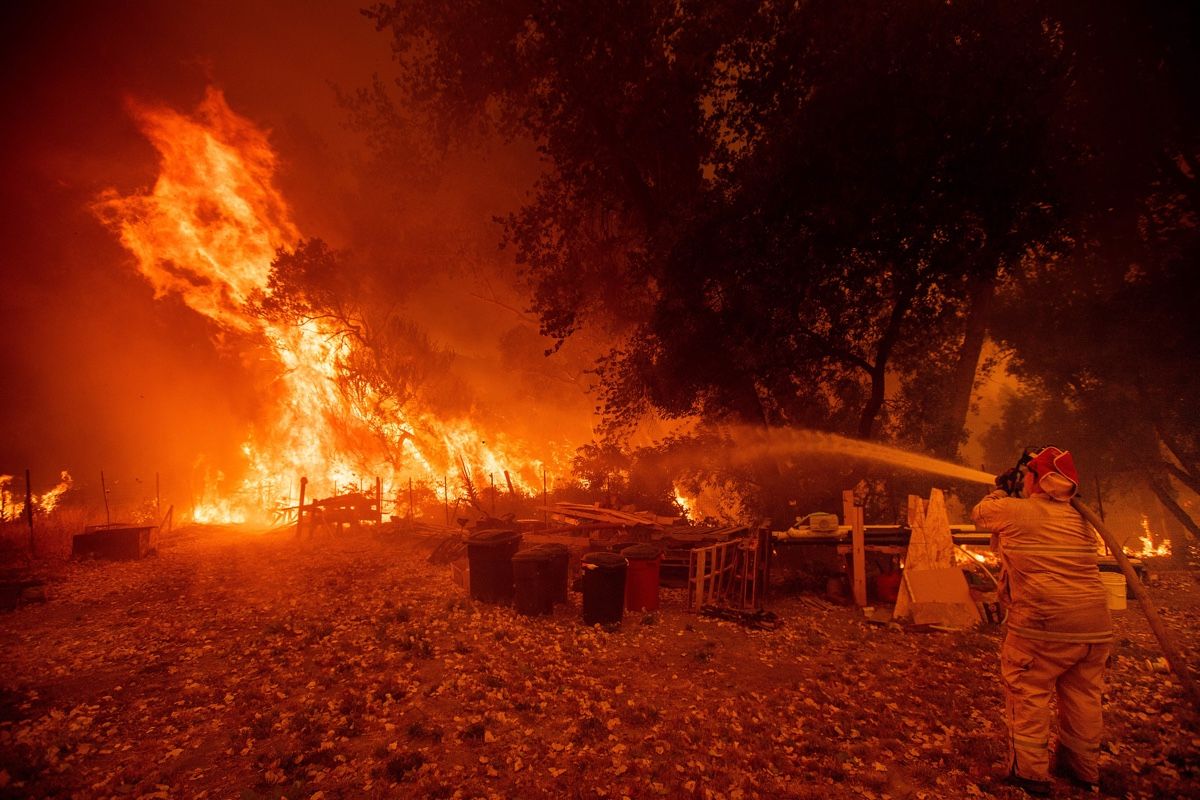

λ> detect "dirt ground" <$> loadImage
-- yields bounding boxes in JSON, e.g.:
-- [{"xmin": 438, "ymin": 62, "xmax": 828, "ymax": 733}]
[{"xmin": 1, "ymin": 525, "xmax": 1197, "ymax": 800}]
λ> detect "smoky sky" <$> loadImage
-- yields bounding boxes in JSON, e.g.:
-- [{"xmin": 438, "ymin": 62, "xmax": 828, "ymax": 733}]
[{"xmin": 0, "ymin": 1, "xmax": 591, "ymax": 505}]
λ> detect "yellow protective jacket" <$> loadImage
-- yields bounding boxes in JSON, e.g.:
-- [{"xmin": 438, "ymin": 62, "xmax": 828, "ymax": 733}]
[{"xmin": 972, "ymin": 490, "xmax": 1112, "ymax": 644}]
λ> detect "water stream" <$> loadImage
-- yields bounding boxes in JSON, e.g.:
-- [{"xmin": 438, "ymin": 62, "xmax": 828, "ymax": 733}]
[{"xmin": 727, "ymin": 426, "xmax": 997, "ymax": 485}]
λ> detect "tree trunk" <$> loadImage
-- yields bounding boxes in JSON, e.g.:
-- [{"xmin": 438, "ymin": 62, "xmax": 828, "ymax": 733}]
[
  {"xmin": 1148, "ymin": 476, "xmax": 1200, "ymax": 542},
  {"xmin": 1154, "ymin": 425, "xmax": 1200, "ymax": 491},
  {"xmin": 857, "ymin": 280, "xmax": 915, "ymax": 440},
  {"xmin": 858, "ymin": 361, "xmax": 889, "ymax": 441},
  {"xmin": 1162, "ymin": 461, "xmax": 1200, "ymax": 497},
  {"xmin": 931, "ymin": 276, "xmax": 995, "ymax": 459}
]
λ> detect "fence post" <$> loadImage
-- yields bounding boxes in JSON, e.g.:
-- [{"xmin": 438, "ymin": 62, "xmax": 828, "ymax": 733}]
[
  {"xmin": 25, "ymin": 469, "xmax": 34, "ymax": 556},
  {"xmin": 101, "ymin": 471, "xmax": 111, "ymax": 526},
  {"xmin": 296, "ymin": 477, "xmax": 308, "ymax": 539}
]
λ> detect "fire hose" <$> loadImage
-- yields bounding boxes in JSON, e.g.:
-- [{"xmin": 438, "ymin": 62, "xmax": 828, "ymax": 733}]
[{"xmin": 1070, "ymin": 497, "xmax": 1200, "ymax": 707}]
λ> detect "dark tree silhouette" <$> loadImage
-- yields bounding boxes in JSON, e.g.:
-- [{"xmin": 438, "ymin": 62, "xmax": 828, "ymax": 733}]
[{"xmin": 363, "ymin": 0, "xmax": 1197, "ymax": 515}]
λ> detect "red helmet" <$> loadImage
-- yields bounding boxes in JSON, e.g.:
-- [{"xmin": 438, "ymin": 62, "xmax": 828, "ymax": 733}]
[{"xmin": 1027, "ymin": 446, "xmax": 1080, "ymax": 500}]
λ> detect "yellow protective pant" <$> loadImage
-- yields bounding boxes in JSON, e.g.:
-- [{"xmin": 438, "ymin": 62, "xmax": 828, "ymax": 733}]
[{"xmin": 1000, "ymin": 633, "xmax": 1110, "ymax": 784}]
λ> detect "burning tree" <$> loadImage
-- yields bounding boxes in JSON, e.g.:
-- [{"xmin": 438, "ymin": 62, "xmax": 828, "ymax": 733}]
[
  {"xmin": 255, "ymin": 238, "xmax": 457, "ymax": 467},
  {"xmin": 93, "ymin": 89, "xmax": 573, "ymax": 523},
  {"xmin": 74, "ymin": 3, "xmax": 1197, "ymax": 526}
]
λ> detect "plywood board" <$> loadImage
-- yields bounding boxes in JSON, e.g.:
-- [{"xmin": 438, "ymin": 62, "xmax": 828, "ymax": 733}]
[
  {"xmin": 896, "ymin": 489, "xmax": 959, "ymax": 620},
  {"xmin": 904, "ymin": 566, "xmax": 971, "ymax": 602},
  {"xmin": 906, "ymin": 489, "xmax": 955, "ymax": 570},
  {"xmin": 902, "ymin": 566, "xmax": 981, "ymax": 628},
  {"xmin": 910, "ymin": 601, "xmax": 984, "ymax": 628}
]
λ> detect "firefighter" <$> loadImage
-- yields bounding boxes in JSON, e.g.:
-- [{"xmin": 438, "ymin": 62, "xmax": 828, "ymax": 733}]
[{"xmin": 971, "ymin": 446, "xmax": 1111, "ymax": 796}]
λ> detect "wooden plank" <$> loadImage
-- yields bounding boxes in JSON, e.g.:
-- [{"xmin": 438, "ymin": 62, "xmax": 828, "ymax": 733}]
[
  {"xmin": 836, "ymin": 544, "xmax": 906, "ymax": 555},
  {"xmin": 841, "ymin": 490, "xmax": 867, "ymax": 607},
  {"xmin": 691, "ymin": 547, "xmax": 706, "ymax": 610},
  {"xmin": 921, "ymin": 489, "xmax": 955, "ymax": 568},
  {"xmin": 897, "ymin": 491, "xmax": 956, "ymax": 620},
  {"xmin": 542, "ymin": 504, "xmax": 663, "ymax": 528},
  {"xmin": 715, "ymin": 543, "xmax": 728, "ymax": 601},
  {"xmin": 851, "ymin": 505, "xmax": 867, "ymax": 607},
  {"xmin": 739, "ymin": 537, "xmax": 759, "ymax": 609},
  {"xmin": 895, "ymin": 495, "xmax": 924, "ymax": 619},
  {"xmin": 296, "ymin": 477, "xmax": 308, "ymax": 539}
]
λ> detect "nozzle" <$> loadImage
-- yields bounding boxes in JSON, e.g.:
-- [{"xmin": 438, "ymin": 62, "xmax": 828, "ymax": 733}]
[{"xmin": 995, "ymin": 467, "xmax": 1024, "ymax": 496}]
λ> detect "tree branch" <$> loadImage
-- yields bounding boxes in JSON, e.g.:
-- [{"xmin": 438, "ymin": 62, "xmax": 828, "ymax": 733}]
[
  {"xmin": 1148, "ymin": 476, "xmax": 1200, "ymax": 543},
  {"xmin": 1155, "ymin": 423, "xmax": 1198, "ymax": 480},
  {"xmin": 1160, "ymin": 460, "xmax": 1200, "ymax": 498},
  {"xmin": 792, "ymin": 327, "xmax": 874, "ymax": 374},
  {"xmin": 858, "ymin": 278, "xmax": 917, "ymax": 439}
]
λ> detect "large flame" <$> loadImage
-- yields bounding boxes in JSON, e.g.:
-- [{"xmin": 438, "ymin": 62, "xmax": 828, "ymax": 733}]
[
  {"xmin": 1130, "ymin": 514, "xmax": 1171, "ymax": 558},
  {"xmin": 95, "ymin": 89, "xmax": 567, "ymax": 523},
  {"xmin": 672, "ymin": 483, "xmax": 696, "ymax": 522},
  {"xmin": 0, "ymin": 471, "xmax": 74, "ymax": 521}
]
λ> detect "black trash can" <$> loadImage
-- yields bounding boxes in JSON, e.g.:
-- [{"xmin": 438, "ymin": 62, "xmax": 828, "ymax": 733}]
[
  {"xmin": 581, "ymin": 552, "xmax": 627, "ymax": 626},
  {"xmin": 467, "ymin": 530, "xmax": 522, "ymax": 604},
  {"xmin": 512, "ymin": 549, "xmax": 555, "ymax": 617},
  {"xmin": 531, "ymin": 543, "xmax": 570, "ymax": 604}
]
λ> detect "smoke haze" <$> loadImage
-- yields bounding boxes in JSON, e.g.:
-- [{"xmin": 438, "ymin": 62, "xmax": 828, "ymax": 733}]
[{"xmin": 0, "ymin": 1, "xmax": 595, "ymax": 507}]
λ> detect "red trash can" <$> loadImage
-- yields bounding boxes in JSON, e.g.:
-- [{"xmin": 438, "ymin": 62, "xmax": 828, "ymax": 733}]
[{"xmin": 621, "ymin": 544, "xmax": 662, "ymax": 612}]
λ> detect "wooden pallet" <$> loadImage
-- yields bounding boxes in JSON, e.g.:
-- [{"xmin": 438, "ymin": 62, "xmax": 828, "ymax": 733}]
[{"xmin": 686, "ymin": 528, "xmax": 770, "ymax": 611}]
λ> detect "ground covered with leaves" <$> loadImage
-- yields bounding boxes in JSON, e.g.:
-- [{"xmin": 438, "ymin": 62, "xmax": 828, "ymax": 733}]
[{"xmin": 1, "ymin": 525, "xmax": 1197, "ymax": 799}]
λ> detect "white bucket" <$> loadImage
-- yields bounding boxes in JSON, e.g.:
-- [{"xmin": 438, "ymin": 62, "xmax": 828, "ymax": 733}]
[{"xmin": 1100, "ymin": 572, "xmax": 1127, "ymax": 611}]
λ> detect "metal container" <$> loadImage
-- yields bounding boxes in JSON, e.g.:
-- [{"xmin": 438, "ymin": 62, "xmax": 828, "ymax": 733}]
[{"xmin": 72, "ymin": 524, "xmax": 156, "ymax": 560}]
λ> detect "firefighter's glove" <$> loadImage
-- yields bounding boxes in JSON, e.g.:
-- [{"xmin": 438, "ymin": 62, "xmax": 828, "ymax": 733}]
[{"xmin": 995, "ymin": 467, "xmax": 1023, "ymax": 497}]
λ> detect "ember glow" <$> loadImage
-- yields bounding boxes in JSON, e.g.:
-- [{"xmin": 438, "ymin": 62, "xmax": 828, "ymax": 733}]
[
  {"xmin": 94, "ymin": 90, "xmax": 565, "ymax": 523},
  {"xmin": 956, "ymin": 546, "xmax": 1000, "ymax": 569}
]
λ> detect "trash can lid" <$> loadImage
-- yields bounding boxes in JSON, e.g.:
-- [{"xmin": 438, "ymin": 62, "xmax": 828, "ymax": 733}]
[
  {"xmin": 512, "ymin": 548, "xmax": 553, "ymax": 562},
  {"xmin": 581, "ymin": 552, "xmax": 627, "ymax": 569},
  {"xmin": 620, "ymin": 544, "xmax": 661, "ymax": 560},
  {"xmin": 529, "ymin": 543, "xmax": 569, "ymax": 556},
  {"xmin": 469, "ymin": 529, "xmax": 522, "ymax": 544}
]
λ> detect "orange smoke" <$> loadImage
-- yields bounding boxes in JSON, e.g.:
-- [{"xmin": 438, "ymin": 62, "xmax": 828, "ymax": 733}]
[{"xmin": 95, "ymin": 89, "xmax": 566, "ymax": 523}]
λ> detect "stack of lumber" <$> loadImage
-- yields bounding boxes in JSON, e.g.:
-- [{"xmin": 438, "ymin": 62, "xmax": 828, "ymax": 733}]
[{"xmin": 543, "ymin": 503, "xmax": 678, "ymax": 529}]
